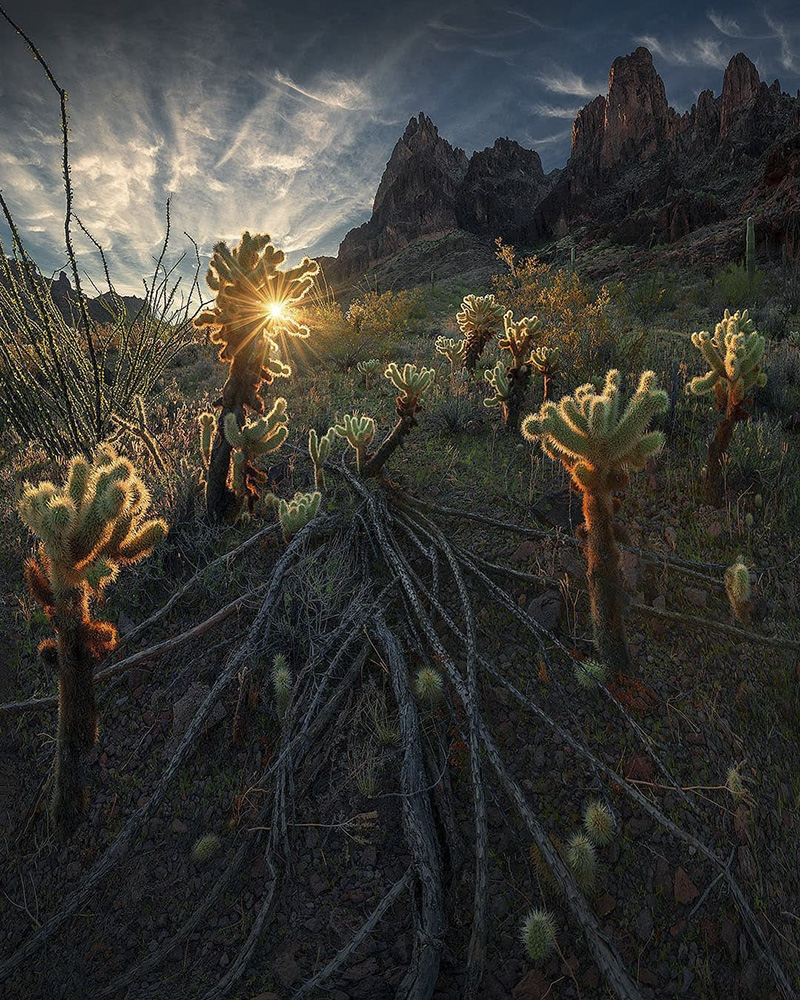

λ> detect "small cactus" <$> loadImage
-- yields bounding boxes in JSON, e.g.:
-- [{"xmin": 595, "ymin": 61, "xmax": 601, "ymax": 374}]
[
  {"xmin": 583, "ymin": 800, "xmax": 615, "ymax": 846},
  {"xmin": 223, "ymin": 400, "xmax": 288, "ymax": 514},
  {"xmin": 192, "ymin": 834, "xmax": 221, "ymax": 862},
  {"xmin": 359, "ymin": 364, "xmax": 435, "ymax": 477},
  {"xmin": 435, "ymin": 336, "xmax": 467, "ymax": 372},
  {"xmin": 19, "ymin": 445, "xmax": 167, "ymax": 836},
  {"xmin": 520, "ymin": 908, "xmax": 556, "ymax": 962},
  {"xmin": 278, "ymin": 491, "xmax": 321, "ymax": 543},
  {"xmin": 456, "ymin": 293, "xmax": 505, "ymax": 371},
  {"xmin": 530, "ymin": 345, "xmax": 560, "ymax": 401},
  {"xmin": 199, "ymin": 412, "xmax": 215, "ymax": 468},
  {"xmin": 687, "ymin": 309, "xmax": 767, "ymax": 506},
  {"xmin": 356, "ymin": 358, "xmax": 381, "ymax": 388},
  {"xmin": 724, "ymin": 557, "xmax": 752, "ymax": 623},
  {"xmin": 333, "ymin": 413, "xmax": 377, "ymax": 474},
  {"xmin": 272, "ymin": 653, "xmax": 292, "ymax": 716},
  {"xmin": 574, "ymin": 657, "xmax": 608, "ymax": 690},
  {"xmin": 566, "ymin": 832, "xmax": 598, "ymax": 891},
  {"xmin": 308, "ymin": 427, "xmax": 336, "ymax": 490},
  {"xmin": 413, "ymin": 667, "xmax": 444, "ymax": 705},
  {"xmin": 726, "ymin": 766, "xmax": 747, "ymax": 800},
  {"xmin": 483, "ymin": 361, "xmax": 510, "ymax": 409}
]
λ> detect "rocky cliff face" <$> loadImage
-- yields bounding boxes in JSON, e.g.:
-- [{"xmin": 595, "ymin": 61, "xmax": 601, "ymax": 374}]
[{"xmin": 324, "ymin": 48, "xmax": 800, "ymax": 286}]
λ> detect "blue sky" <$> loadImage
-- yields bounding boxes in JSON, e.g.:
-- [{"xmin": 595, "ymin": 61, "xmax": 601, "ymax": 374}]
[{"xmin": 0, "ymin": 0, "xmax": 799, "ymax": 296}]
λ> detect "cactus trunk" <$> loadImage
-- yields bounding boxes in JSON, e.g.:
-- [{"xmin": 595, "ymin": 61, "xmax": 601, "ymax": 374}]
[
  {"xmin": 362, "ymin": 414, "xmax": 416, "ymax": 477},
  {"xmin": 583, "ymin": 491, "xmax": 634, "ymax": 674},
  {"xmin": 206, "ymin": 358, "xmax": 249, "ymax": 522},
  {"xmin": 50, "ymin": 595, "xmax": 99, "ymax": 835},
  {"xmin": 704, "ymin": 413, "xmax": 735, "ymax": 507},
  {"xmin": 503, "ymin": 365, "xmax": 531, "ymax": 432}
]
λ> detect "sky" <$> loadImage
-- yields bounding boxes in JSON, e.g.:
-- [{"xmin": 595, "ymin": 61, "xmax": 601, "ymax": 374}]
[{"xmin": 0, "ymin": 0, "xmax": 799, "ymax": 298}]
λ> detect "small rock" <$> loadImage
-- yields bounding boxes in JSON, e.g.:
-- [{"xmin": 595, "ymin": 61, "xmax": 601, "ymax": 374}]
[
  {"xmin": 527, "ymin": 589, "xmax": 563, "ymax": 632},
  {"xmin": 510, "ymin": 541, "xmax": 538, "ymax": 564},
  {"xmin": 652, "ymin": 594, "xmax": 666, "ymax": 611},
  {"xmin": 674, "ymin": 867, "xmax": 699, "ymax": 905},
  {"xmin": 512, "ymin": 969, "xmax": 550, "ymax": 998},
  {"xmin": 707, "ymin": 521, "xmax": 723, "ymax": 539},
  {"xmin": 635, "ymin": 907, "xmax": 654, "ymax": 942},
  {"xmin": 683, "ymin": 587, "xmax": 708, "ymax": 609},
  {"xmin": 625, "ymin": 755, "xmax": 655, "ymax": 782},
  {"xmin": 595, "ymin": 892, "xmax": 616, "ymax": 918}
]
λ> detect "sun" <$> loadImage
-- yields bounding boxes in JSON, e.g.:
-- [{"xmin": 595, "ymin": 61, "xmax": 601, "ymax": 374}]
[{"xmin": 265, "ymin": 302, "xmax": 286, "ymax": 321}]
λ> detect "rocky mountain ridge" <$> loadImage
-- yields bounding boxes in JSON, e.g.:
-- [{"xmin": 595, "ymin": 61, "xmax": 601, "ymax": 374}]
[{"xmin": 321, "ymin": 47, "xmax": 800, "ymax": 286}]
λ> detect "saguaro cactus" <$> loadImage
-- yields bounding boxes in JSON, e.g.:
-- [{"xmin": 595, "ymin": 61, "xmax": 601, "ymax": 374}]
[
  {"xmin": 194, "ymin": 232, "xmax": 318, "ymax": 522},
  {"xmin": 522, "ymin": 370, "xmax": 667, "ymax": 673},
  {"xmin": 456, "ymin": 293, "xmax": 505, "ymax": 371},
  {"xmin": 18, "ymin": 445, "xmax": 167, "ymax": 835},
  {"xmin": 687, "ymin": 309, "xmax": 766, "ymax": 506}
]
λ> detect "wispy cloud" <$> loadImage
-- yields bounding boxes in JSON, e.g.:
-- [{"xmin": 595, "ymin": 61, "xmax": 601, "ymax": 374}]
[
  {"xmin": 529, "ymin": 101, "xmax": 582, "ymax": 118},
  {"xmin": 535, "ymin": 67, "xmax": 605, "ymax": 98},
  {"xmin": 707, "ymin": 11, "xmax": 742, "ymax": 37},
  {"xmin": 635, "ymin": 34, "xmax": 731, "ymax": 69},
  {"xmin": 764, "ymin": 12, "xmax": 800, "ymax": 73}
]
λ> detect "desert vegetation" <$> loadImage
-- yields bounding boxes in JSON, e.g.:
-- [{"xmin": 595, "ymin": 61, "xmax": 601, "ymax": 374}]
[{"xmin": 1, "ymin": 15, "xmax": 800, "ymax": 1000}]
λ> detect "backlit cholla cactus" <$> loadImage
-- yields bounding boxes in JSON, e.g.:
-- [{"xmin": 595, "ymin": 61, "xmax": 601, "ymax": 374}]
[
  {"xmin": 483, "ymin": 361, "xmax": 510, "ymax": 410},
  {"xmin": 334, "ymin": 413, "xmax": 376, "ymax": 475},
  {"xmin": 194, "ymin": 231, "xmax": 319, "ymax": 522},
  {"xmin": 223, "ymin": 400, "xmax": 288, "ymax": 514},
  {"xmin": 724, "ymin": 557, "xmax": 752, "ymax": 623},
  {"xmin": 488, "ymin": 311, "xmax": 542, "ymax": 430},
  {"xmin": 199, "ymin": 412, "xmax": 215, "ymax": 469},
  {"xmin": 356, "ymin": 358, "xmax": 381, "ymax": 389},
  {"xmin": 360, "ymin": 363, "xmax": 435, "ymax": 477},
  {"xmin": 278, "ymin": 491, "xmax": 321, "ymax": 543},
  {"xmin": 435, "ymin": 336, "xmax": 467, "ymax": 373},
  {"xmin": 18, "ymin": 445, "xmax": 167, "ymax": 835},
  {"xmin": 522, "ymin": 371, "xmax": 667, "ymax": 673},
  {"xmin": 688, "ymin": 309, "xmax": 767, "ymax": 506},
  {"xmin": 308, "ymin": 427, "xmax": 336, "ymax": 490},
  {"xmin": 456, "ymin": 293, "xmax": 505, "ymax": 371},
  {"xmin": 530, "ymin": 345, "xmax": 560, "ymax": 402}
]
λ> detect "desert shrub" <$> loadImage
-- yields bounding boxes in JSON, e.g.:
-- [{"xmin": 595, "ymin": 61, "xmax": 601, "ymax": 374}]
[
  {"xmin": 346, "ymin": 288, "xmax": 427, "ymax": 341},
  {"xmin": 428, "ymin": 395, "xmax": 484, "ymax": 435},
  {"xmin": 712, "ymin": 261, "xmax": 766, "ymax": 310},
  {"xmin": 612, "ymin": 269, "xmax": 676, "ymax": 325},
  {"xmin": 759, "ymin": 339, "xmax": 800, "ymax": 416},
  {"xmin": 727, "ymin": 416, "xmax": 796, "ymax": 496}
]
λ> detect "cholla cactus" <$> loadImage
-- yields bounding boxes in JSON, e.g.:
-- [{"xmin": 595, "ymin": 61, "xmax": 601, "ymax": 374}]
[
  {"xmin": 199, "ymin": 412, "xmax": 215, "ymax": 469},
  {"xmin": 567, "ymin": 833, "xmax": 597, "ymax": 891},
  {"xmin": 359, "ymin": 364, "xmax": 435, "ymax": 477},
  {"xmin": 413, "ymin": 667, "xmax": 444, "ymax": 705},
  {"xmin": 483, "ymin": 361, "xmax": 510, "ymax": 409},
  {"xmin": 530, "ymin": 345, "xmax": 560, "ymax": 401},
  {"xmin": 522, "ymin": 371, "xmax": 667, "ymax": 673},
  {"xmin": 520, "ymin": 908, "xmax": 556, "ymax": 962},
  {"xmin": 223, "ymin": 400, "xmax": 288, "ymax": 514},
  {"xmin": 356, "ymin": 358, "xmax": 381, "ymax": 388},
  {"xmin": 192, "ymin": 834, "xmax": 220, "ymax": 862},
  {"xmin": 583, "ymin": 800, "xmax": 615, "ymax": 846},
  {"xmin": 109, "ymin": 396, "xmax": 166, "ymax": 472},
  {"xmin": 724, "ymin": 557, "xmax": 752, "ymax": 623},
  {"xmin": 18, "ymin": 445, "xmax": 167, "ymax": 835},
  {"xmin": 334, "ymin": 413, "xmax": 377, "ymax": 474},
  {"xmin": 193, "ymin": 231, "xmax": 318, "ymax": 521},
  {"xmin": 574, "ymin": 657, "xmax": 607, "ymax": 690},
  {"xmin": 272, "ymin": 653, "xmax": 292, "ymax": 716},
  {"xmin": 278, "ymin": 490, "xmax": 321, "ymax": 543},
  {"xmin": 456, "ymin": 293, "xmax": 505, "ymax": 371},
  {"xmin": 435, "ymin": 336, "xmax": 467, "ymax": 372},
  {"xmin": 688, "ymin": 309, "xmax": 767, "ymax": 506},
  {"xmin": 726, "ymin": 765, "xmax": 748, "ymax": 800},
  {"xmin": 308, "ymin": 427, "xmax": 336, "ymax": 490},
  {"xmin": 498, "ymin": 310, "xmax": 541, "ymax": 365}
]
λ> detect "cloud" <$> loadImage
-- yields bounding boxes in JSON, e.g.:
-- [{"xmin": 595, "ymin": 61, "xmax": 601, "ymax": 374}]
[
  {"xmin": 636, "ymin": 34, "xmax": 730, "ymax": 69},
  {"xmin": 707, "ymin": 11, "xmax": 742, "ymax": 37},
  {"xmin": 764, "ymin": 13, "xmax": 800, "ymax": 73},
  {"xmin": 525, "ymin": 127, "xmax": 572, "ymax": 147},
  {"xmin": 529, "ymin": 102, "xmax": 581, "ymax": 118},
  {"xmin": 535, "ymin": 67, "xmax": 604, "ymax": 98}
]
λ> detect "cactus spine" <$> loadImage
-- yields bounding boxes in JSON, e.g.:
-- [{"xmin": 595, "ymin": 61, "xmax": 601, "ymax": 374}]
[
  {"xmin": 18, "ymin": 445, "xmax": 167, "ymax": 835},
  {"xmin": 456, "ymin": 293, "xmax": 505, "ymax": 371},
  {"xmin": 687, "ymin": 309, "xmax": 766, "ymax": 506},
  {"xmin": 193, "ymin": 232, "xmax": 318, "ymax": 522},
  {"xmin": 522, "ymin": 370, "xmax": 667, "ymax": 673},
  {"xmin": 520, "ymin": 909, "xmax": 556, "ymax": 962},
  {"xmin": 746, "ymin": 216, "xmax": 755, "ymax": 282}
]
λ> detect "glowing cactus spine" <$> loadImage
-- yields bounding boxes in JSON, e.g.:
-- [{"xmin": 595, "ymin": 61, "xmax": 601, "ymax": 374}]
[
  {"xmin": 18, "ymin": 445, "xmax": 167, "ymax": 835},
  {"xmin": 522, "ymin": 371, "xmax": 667, "ymax": 673},
  {"xmin": 456, "ymin": 293, "xmax": 505, "ymax": 372},
  {"xmin": 194, "ymin": 231, "xmax": 318, "ymax": 522},
  {"xmin": 687, "ymin": 309, "xmax": 766, "ymax": 506}
]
